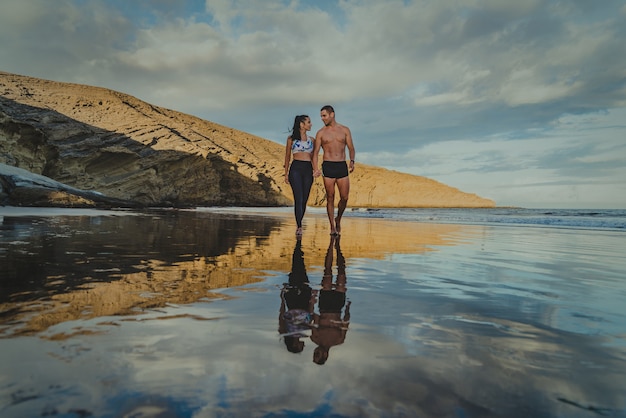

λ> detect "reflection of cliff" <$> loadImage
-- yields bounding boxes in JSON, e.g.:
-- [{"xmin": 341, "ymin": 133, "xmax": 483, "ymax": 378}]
[
  {"xmin": 0, "ymin": 211, "xmax": 282, "ymax": 336},
  {"xmin": 1, "ymin": 212, "xmax": 275, "ymax": 301},
  {"xmin": 0, "ymin": 210, "xmax": 469, "ymax": 336},
  {"xmin": 302, "ymin": 216, "xmax": 470, "ymax": 259}
]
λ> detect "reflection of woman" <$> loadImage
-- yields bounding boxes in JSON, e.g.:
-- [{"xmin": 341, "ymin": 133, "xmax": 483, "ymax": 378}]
[
  {"xmin": 284, "ymin": 115, "xmax": 314, "ymax": 236},
  {"xmin": 311, "ymin": 235, "xmax": 351, "ymax": 365},
  {"xmin": 279, "ymin": 239, "xmax": 315, "ymax": 353}
]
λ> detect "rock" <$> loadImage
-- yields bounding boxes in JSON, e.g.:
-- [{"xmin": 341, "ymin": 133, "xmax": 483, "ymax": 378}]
[
  {"xmin": 0, "ymin": 71, "xmax": 495, "ymax": 208},
  {"xmin": 0, "ymin": 163, "xmax": 138, "ymax": 208}
]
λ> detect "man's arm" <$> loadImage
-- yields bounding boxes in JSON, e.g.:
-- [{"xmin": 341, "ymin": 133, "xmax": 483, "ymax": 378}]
[
  {"xmin": 345, "ymin": 126, "xmax": 356, "ymax": 172},
  {"xmin": 312, "ymin": 130, "xmax": 323, "ymax": 177},
  {"xmin": 343, "ymin": 300, "xmax": 351, "ymax": 322}
]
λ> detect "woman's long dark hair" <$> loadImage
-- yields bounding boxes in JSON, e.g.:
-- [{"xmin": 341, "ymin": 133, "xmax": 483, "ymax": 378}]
[{"xmin": 291, "ymin": 115, "xmax": 309, "ymax": 141}]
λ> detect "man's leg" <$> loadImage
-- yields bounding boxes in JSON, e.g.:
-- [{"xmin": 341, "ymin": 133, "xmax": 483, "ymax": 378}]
[
  {"xmin": 323, "ymin": 177, "xmax": 337, "ymax": 234},
  {"xmin": 334, "ymin": 177, "xmax": 350, "ymax": 234}
]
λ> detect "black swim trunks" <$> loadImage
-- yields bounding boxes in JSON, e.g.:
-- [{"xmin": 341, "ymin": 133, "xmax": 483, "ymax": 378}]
[
  {"xmin": 322, "ymin": 161, "xmax": 349, "ymax": 179},
  {"xmin": 319, "ymin": 289, "xmax": 346, "ymax": 313}
]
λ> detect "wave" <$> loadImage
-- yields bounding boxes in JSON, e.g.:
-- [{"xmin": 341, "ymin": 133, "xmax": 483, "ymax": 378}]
[{"xmin": 346, "ymin": 208, "xmax": 626, "ymax": 230}]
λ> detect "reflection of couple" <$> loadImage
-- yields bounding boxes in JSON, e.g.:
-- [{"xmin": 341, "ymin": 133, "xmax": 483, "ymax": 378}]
[{"xmin": 279, "ymin": 236, "xmax": 350, "ymax": 364}]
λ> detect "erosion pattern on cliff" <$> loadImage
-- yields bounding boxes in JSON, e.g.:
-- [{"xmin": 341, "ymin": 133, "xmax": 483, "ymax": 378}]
[{"xmin": 0, "ymin": 72, "xmax": 494, "ymax": 208}]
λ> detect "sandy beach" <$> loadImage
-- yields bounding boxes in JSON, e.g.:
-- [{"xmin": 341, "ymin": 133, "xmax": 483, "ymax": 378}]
[{"xmin": 1, "ymin": 207, "xmax": 624, "ymax": 417}]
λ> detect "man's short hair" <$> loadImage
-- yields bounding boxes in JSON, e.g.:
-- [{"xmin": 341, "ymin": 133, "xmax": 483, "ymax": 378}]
[{"xmin": 321, "ymin": 105, "xmax": 334, "ymax": 113}]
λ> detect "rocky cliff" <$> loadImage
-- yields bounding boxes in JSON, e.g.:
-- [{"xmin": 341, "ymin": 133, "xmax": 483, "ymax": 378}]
[{"xmin": 0, "ymin": 71, "xmax": 495, "ymax": 208}]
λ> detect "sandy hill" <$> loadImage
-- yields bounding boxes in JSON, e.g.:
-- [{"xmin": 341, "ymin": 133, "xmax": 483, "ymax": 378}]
[{"xmin": 0, "ymin": 71, "xmax": 494, "ymax": 208}]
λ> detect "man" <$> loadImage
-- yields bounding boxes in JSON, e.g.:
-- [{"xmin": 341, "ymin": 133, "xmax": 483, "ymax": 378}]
[
  {"xmin": 310, "ymin": 235, "xmax": 350, "ymax": 365},
  {"xmin": 312, "ymin": 105, "xmax": 356, "ymax": 236}
]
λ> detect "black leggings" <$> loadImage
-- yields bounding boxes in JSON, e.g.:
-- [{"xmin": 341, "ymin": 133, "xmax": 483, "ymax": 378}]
[{"xmin": 288, "ymin": 160, "xmax": 313, "ymax": 228}]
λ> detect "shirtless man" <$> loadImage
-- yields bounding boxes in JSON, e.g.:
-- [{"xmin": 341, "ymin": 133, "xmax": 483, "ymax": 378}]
[
  {"xmin": 312, "ymin": 105, "xmax": 356, "ymax": 236},
  {"xmin": 310, "ymin": 235, "xmax": 351, "ymax": 365}
]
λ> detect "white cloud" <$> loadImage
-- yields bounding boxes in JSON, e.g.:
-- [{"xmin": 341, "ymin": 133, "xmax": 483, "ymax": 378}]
[
  {"xmin": 360, "ymin": 108, "xmax": 626, "ymax": 208},
  {"xmin": 499, "ymin": 68, "xmax": 581, "ymax": 106}
]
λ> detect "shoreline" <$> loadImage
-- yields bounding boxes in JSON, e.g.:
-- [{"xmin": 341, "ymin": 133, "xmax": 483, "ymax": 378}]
[{"xmin": 2, "ymin": 205, "xmax": 624, "ymax": 231}]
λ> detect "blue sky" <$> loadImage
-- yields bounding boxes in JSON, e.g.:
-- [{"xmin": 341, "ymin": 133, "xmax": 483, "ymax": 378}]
[{"xmin": 1, "ymin": 0, "xmax": 625, "ymax": 208}]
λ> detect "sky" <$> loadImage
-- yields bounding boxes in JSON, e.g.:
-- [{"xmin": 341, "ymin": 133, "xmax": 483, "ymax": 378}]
[{"xmin": 1, "ymin": 0, "xmax": 625, "ymax": 209}]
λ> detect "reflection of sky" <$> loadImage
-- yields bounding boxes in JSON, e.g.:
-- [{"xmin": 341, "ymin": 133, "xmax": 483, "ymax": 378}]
[
  {"xmin": 4, "ymin": 279, "xmax": 625, "ymax": 417},
  {"xmin": 1, "ymin": 211, "xmax": 625, "ymax": 417},
  {"xmin": 386, "ymin": 226, "xmax": 626, "ymax": 340}
]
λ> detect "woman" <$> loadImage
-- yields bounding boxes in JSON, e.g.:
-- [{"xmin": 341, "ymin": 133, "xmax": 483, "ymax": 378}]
[
  {"xmin": 278, "ymin": 239, "xmax": 315, "ymax": 353},
  {"xmin": 284, "ymin": 114, "xmax": 314, "ymax": 236}
]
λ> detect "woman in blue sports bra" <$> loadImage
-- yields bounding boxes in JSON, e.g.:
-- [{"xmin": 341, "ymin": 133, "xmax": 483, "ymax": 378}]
[{"xmin": 284, "ymin": 115, "xmax": 314, "ymax": 236}]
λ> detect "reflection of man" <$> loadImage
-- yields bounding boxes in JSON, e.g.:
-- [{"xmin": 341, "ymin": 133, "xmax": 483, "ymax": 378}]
[
  {"xmin": 311, "ymin": 235, "xmax": 351, "ymax": 365},
  {"xmin": 279, "ymin": 239, "xmax": 315, "ymax": 353}
]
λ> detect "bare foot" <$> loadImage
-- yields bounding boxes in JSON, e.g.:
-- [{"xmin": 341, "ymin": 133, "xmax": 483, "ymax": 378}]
[
  {"xmin": 335, "ymin": 217, "xmax": 341, "ymax": 235},
  {"xmin": 296, "ymin": 227, "xmax": 302, "ymax": 236}
]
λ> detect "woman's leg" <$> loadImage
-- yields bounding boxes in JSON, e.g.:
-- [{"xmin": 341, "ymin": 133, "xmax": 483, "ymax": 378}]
[
  {"xmin": 289, "ymin": 162, "xmax": 313, "ymax": 230},
  {"xmin": 289, "ymin": 168, "xmax": 306, "ymax": 228},
  {"xmin": 301, "ymin": 169, "xmax": 314, "ymax": 219}
]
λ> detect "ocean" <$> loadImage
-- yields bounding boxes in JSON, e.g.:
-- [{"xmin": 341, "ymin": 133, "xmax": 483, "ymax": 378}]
[
  {"xmin": 191, "ymin": 206, "xmax": 626, "ymax": 230},
  {"xmin": 2, "ymin": 206, "xmax": 625, "ymax": 230},
  {"xmin": 348, "ymin": 207, "xmax": 626, "ymax": 230}
]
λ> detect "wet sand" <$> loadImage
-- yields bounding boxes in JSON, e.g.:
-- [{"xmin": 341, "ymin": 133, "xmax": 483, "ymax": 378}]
[{"xmin": 0, "ymin": 207, "xmax": 625, "ymax": 417}]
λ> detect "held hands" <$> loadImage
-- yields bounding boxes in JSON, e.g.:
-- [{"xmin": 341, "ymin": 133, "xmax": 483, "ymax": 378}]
[{"xmin": 313, "ymin": 169, "xmax": 322, "ymax": 178}]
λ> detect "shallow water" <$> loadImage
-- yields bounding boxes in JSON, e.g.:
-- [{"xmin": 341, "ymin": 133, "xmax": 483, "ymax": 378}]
[{"xmin": 0, "ymin": 207, "xmax": 625, "ymax": 417}]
